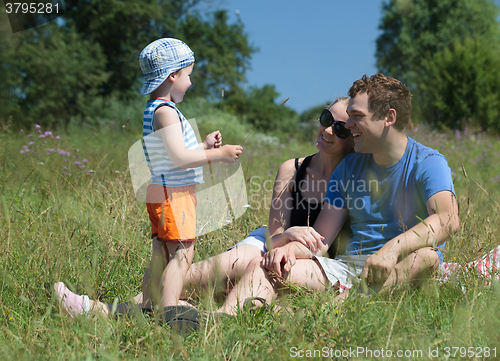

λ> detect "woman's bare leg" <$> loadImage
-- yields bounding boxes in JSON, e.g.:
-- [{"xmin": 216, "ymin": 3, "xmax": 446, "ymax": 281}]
[
  {"xmin": 217, "ymin": 257, "xmax": 329, "ymax": 315},
  {"xmin": 55, "ymin": 244, "xmax": 263, "ymax": 316}
]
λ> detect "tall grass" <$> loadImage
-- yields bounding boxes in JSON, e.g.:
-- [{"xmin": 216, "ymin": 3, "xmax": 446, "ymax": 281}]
[{"xmin": 1, "ymin": 105, "xmax": 500, "ymax": 359}]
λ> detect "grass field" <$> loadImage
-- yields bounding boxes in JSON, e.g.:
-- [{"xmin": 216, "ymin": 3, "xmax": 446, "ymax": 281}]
[{"xmin": 1, "ymin": 101, "xmax": 500, "ymax": 360}]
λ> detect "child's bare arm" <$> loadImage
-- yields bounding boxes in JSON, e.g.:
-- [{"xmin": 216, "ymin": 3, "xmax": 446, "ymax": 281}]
[{"xmin": 154, "ymin": 107, "xmax": 241, "ymax": 168}]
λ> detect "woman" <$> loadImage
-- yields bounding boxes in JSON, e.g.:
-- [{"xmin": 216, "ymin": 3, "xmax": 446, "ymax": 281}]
[{"xmin": 54, "ymin": 97, "xmax": 355, "ymax": 317}]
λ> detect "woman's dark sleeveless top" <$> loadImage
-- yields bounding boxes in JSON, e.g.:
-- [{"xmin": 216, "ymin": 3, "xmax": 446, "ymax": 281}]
[{"xmin": 288, "ymin": 154, "xmax": 343, "ymax": 258}]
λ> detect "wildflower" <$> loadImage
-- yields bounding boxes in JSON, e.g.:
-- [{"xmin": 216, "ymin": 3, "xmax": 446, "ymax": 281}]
[
  {"xmin": 29, "ymin": 142, "xmax": 35, "ymax": 146},
  {"xmin": 55, "ymin": 136, "xmax": 61, "ymax": 140},
  {"xmin": 20, "ymin": 150, "xmax": 25, "ymax": 154},
  {"xmin": 44, "ymin": 131, "xmax": 52, "ymax": 137},
  {"xmin": 82, "ymin": 159, "xmax": 88, "ymax": 163},
  {"xmin": 28, "ymin": 134, "xmax": 32, "ymax": 138},
  {"xmin": 74, "ymin": 161, "xmax": 81, "ymax": 166},
  {"xmin": 334, "ymin": 310, "xmax": 339, "ymax": 315}
]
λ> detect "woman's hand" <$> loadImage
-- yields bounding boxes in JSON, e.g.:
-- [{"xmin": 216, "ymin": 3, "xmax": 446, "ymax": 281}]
[
  {"xmin": 261, "ymin": 245, "xmax": 296, "ymax": 278},
  {"xmin": 204, "ymin": 130, "xmax": 222, "ymax": 149},
  {"xmin": 283, "ymin": 226, "xmax": 324, "ymax": 253}
]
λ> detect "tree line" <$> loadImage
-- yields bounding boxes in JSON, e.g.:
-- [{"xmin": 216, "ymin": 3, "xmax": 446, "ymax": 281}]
[
  {"xmin": 0, "ymin": 0, "xmax": 296, "ymax": 134},
  {"xmin": 376, "ymin": 0, "xmax": 500, "ymax": 131},
  {"xmin": 2, "ymin": 0, "xmax": 500, "ymax": 133}
]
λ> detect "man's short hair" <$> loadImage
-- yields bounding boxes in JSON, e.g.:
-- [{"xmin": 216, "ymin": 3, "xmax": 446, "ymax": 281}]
[{"xmin": 348, "ymin": 73, "xmax": 412, "ymax": 131}]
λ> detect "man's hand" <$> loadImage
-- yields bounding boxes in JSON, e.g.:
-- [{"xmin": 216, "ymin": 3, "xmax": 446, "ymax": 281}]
[
  {"xmin": 283, "ymin": 226, "xmax": 324, "ymax": 253},
  {"xmin": 360, "ymin": 250, "xmax": 399, "ymax": 285},
  {"xmin": 204, "ymin": 130, "xmax": 222, "ymax": 149},
  {"xmin": 262, "ymin": 245, "xmax": 296, "ymax": 278}
]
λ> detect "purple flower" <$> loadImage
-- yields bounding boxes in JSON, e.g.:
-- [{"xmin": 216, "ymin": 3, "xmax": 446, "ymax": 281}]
[
  {"xmin": 29, "ymin": 142, "xmax": 35, "ymax": 146},
  {"xmin": 27, "ymin": 134, "xmax": 32, "ymax": 138},
  {"xmin": 74, "ymin": 161, "xmax": 81, "ymax": 165},
  {"xmin": 55, "ymin": 136, "xmax": 61, "ymax": 140},
  {"xmin": 48, "ymin": 148, "xmax": 54, "ymax": 152},
  {"xmin": 20, "ymin": 150, "xmax": 25, "ymax": 154},
  {"xmin": 22, "ymin": 145, "xmax": 30, "ymax": 151},
  {"xmin": 40, "ymin": 134, "xmax": 46, "ymax": 138},
  {"xmin": 44, "ymin": 131, "xmax": 52, "ymax": 137},
  {"xmin": 83, "ymin": 159, "xmax": 88, "ymax": 163},
  {"xmin": 35, "ymin": 124, "xmax": 41, "ymax": 134}
]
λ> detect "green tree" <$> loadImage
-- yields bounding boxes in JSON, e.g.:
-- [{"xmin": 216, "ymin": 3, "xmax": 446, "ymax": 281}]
[
  {"xmin": 179, "ymin": 10, "xmax": 254, "ymax": 99},
  {"xmin": 376, "ymin": 0, "xmax": 500, "ymax": 130},
  {"xmin": 419, "ymin": 37, "xmax": 500, "ymax": 130},
  {"xmin": 1, "ymin": 22, "xmax": 108, "ymax": 128},
  {"xmin": 1, "ymin": 1, "xmax": 256, "ymax": 128},
  {"xmin": 224, "ymin": 84, "xmax": 298, "ymax": 136},
  {"xmin": 65, "ymin": 0, "xmax": 255, "ymax": 99}
]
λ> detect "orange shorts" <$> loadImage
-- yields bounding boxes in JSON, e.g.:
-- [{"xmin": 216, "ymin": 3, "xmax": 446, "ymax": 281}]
[{"xmin": 146, "ymin": 184, "xmax": 197, "ymax": 242}]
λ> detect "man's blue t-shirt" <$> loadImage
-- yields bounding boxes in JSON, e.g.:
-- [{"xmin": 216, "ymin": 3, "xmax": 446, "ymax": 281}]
[{"xmin": 324, "ymin": 137, "xmax": 455, "ymax": 262}]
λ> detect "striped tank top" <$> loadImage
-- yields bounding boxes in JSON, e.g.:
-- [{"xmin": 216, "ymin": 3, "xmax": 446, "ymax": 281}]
[{"xmin": 142, "ymin": 99, "xmax": 204, "ymax": 187}]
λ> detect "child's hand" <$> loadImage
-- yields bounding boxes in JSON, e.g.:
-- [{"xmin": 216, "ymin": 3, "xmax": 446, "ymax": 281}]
[
  {"xmin": 204, "ymin": 130, "xmax": 222, "ymax": 149},
  {"xmin": 220, "ymin": 145, "xmax": 243, "ymax": 163}
]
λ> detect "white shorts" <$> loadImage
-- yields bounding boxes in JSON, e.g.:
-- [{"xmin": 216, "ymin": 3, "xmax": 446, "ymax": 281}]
[
  {"xmin": 229, "ymin": 227, "xmax": 268, "ymax": 253},
  {"xmin": 315, "ymin": 254, "xmax": 369, "ymax": 292}
]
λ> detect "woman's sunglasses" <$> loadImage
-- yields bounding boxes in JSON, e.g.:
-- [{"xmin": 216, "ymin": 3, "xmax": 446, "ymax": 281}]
[{"xmin": 319, "ymin": 109, "xmax": 351, "ymax": 139}]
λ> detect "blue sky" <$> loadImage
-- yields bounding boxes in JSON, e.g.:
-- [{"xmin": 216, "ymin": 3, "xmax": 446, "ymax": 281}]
[
  {"xmin": 217, "ymin": 0, "xmax": 383, "ymax": 114},
  {"xmin": 215, "ymin": 0, "xmax": 500, "ymax": 114}
]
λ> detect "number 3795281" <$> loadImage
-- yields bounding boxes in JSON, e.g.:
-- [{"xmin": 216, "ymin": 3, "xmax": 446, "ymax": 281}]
[{"xmin": 5, "ymin": 2, "xmax": 59, "ymax": 14}]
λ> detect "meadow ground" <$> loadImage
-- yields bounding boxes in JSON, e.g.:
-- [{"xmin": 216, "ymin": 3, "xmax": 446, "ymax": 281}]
[{"xmin": 1, "ymin": 105, "xmax": 500, "ymax": 360}]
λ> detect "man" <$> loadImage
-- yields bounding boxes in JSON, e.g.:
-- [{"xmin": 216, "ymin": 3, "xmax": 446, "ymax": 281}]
[
  {"xmin": 323, "ymin": 73, "xmax": 459, "ymax": 292},
  {"xmin": 217, "ymin": 74, "xmax": 459, "ymax": 314}
]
